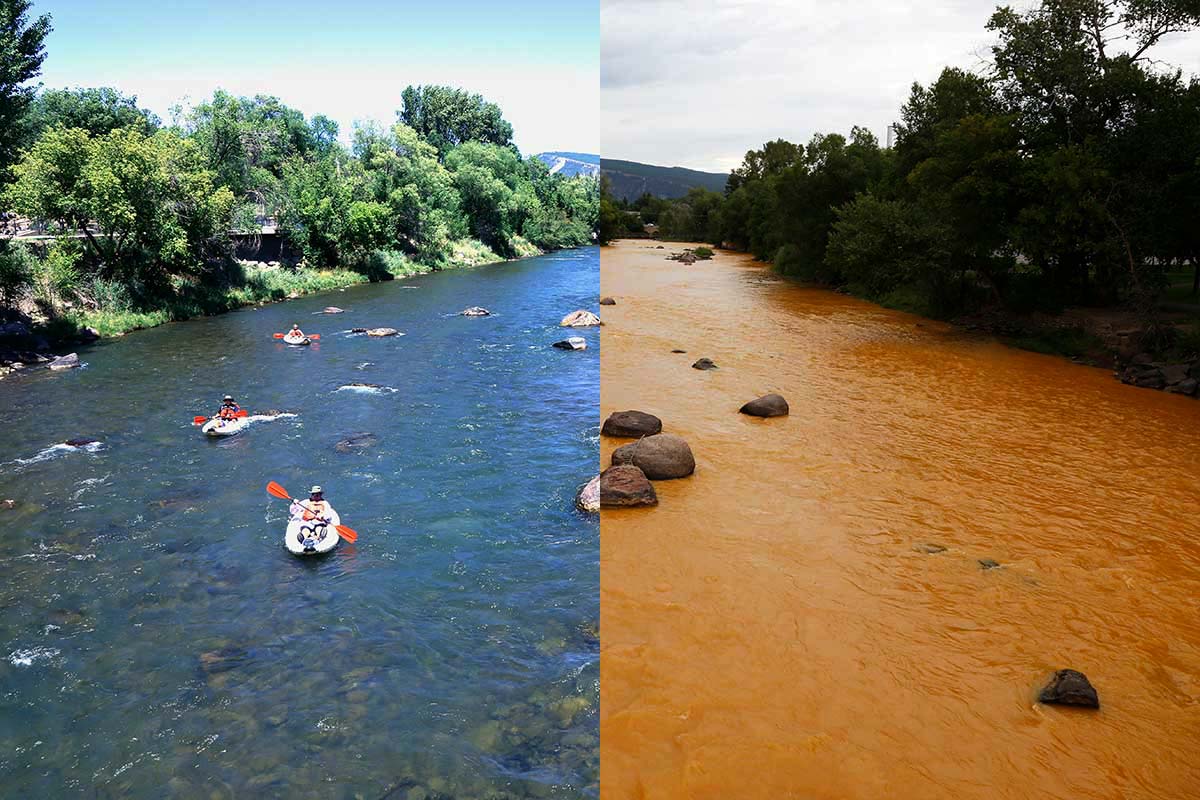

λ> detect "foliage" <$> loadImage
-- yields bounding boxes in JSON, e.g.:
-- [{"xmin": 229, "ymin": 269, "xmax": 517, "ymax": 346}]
[
  {"xmin": 399, "ymin": 85, "xmax": 514, "ymax": 157},
  {"xmin": 0, "ymin": 239, "xmax": 36, "ymax": 304},
  {"xmin": 0, "ymin": 0, "xmax": 51, "ymax": 184},
  {"xmin": 23, "ymin": 87, "xmax": 158, "ymax": 145}
]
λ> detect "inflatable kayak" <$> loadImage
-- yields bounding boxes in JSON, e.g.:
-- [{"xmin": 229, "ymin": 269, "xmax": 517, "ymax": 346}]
[
  {"xmin": 286, "ymin": 505, "xmax": 341, "ymax": 555},
  {"xmin": 202, "ymin": 416, "xmax": 248, "ymax": 437},
  {"xmin": 283, "ymin": 334, "xmax": 311, "ymax": 346}
]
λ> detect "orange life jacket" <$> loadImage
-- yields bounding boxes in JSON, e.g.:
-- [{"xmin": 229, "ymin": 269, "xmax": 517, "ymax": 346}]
[
  {"xmin": 301, "ymin": 500, "xmax": 326, "ymax": 520},
  {"xmin": 219, "ymin": 405, "xmax": 239, "ymax": 419}
]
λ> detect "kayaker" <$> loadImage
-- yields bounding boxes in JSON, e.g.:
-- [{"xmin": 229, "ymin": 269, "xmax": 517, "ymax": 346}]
[
  {"xmin": 288, "ymin": 324, "xmax": 305, "ymax": 339},
  {"xmin": 291, "ymin": 485, "xmax": 330, "ymax": 539},
  {"xmin": 217, "ymin": 395, "xmax": 241, "ymax": 420}
]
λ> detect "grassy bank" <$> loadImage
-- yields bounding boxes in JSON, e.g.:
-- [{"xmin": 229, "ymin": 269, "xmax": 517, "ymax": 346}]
[{"xmin": 33, "ymin": 242, "xmax": 513, "ymax": 341}]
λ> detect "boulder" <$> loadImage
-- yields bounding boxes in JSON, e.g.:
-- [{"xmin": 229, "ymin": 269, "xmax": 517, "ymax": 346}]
[
  {"xmin": 599, "ymin": 465, "xmax": 658, "ymax": 507},
  {"xmin": 739, "ymin": 394, "xmax": 789, "ymax": 418},
  {"xmin": 599, "ymin": 297, "xmax": 616, "ymax": 306},
  {"xmin": 692, "ymin": 358, "xmax": 717, "ymax": 370},
  {"xmin": 366, "ymin": 327, "xmax": 399, "ymax": 337},
  {"xmin": 1, "ymin": 499, "xmax": 15, "ymax": 510},
  {"xmin": 48, "ymin": 353, "xmax": 80, "ymax": 371},
  {"xmin": 602, "ymin": 410, "xmax": 662, "ymax": 438},
  {"xmin": 978, "ymin": 559, "xmax": 1001, "ymax": 570},
  {"xmin": 335, "ymin": 432, "xmax": 380, "ymax": 453},
  {"xmin": 552, "ymin": 337, "xmax": 587, "ymax": 351},
  {"xmin": 1162, "ymin": 363, "xmax": 1189, "ymax": 385},
  {"xmin": 461, "ymin": 306, "xmax": 491, "ymax": 316},
  {"xmin": 350, "ymin": 327, "xmax": 367, "ymax": 333},
  {"xmin": 78, "ymin": 327, "xmax": 100, "ymax": 343},
  {"xmin": 1168, "ymin": 378, "xmax": 1198, "ymax": 396},
  {"xmin": 64, "ymin": 438, "xmax": 100, "ymax": 448},
  {"xmin": 611, "ymin": 433, "xmax": 695, "ymax": 480},
  {"xmin": 575, "ymin": 475, "xmax": 600, "ymax": 513},
  {"xmin": 323, "ymin": 306, "xmax": 345, "ymax": 314},
  {"xmin": 560, "ymin": 310, "xmax": 600, "ymax": 327},
  {"xmin": 1038, "ymin": 669, "xmax": 1099, "ymax": 709},
  {"xmin": 671, "ymin": 349, "xmax": 687, "ymax": 354},
  {"xmin": 0, "ymin": 321, "xmax": 29, "ymax": 337}
]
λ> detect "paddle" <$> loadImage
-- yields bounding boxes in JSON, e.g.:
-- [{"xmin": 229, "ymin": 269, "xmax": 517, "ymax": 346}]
[
  {"xmin": 265, "ymin": 481, "xmax": 358, "ymax": 543},
  {"xmin": 274, "ymin": 333, "xmax": 320, "ymax": 339},
  {"xmin": 193, "ymin": 410, "xmax": 249, "ymax": 425}
]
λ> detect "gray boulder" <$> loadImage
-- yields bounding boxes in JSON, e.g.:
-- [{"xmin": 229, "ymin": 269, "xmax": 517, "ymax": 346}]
[
  {"xmin": 366, "ymin": 327, "xmax": 399, "ymax": 337},
  {"xmin": 1038, "ymin": 669, "xmax": 1099, "ymax": 709},
  {"xmin": 692, "ymin": 358, "xmax": 717, "ymax": 370},
  {"xmin": 461, "ymin": 307, "xmax": 491, "ymax": 316},
  {"xmin": 602, "ymin": 410, "xmax": 662, "ymax": 438},
  {"xmin": 552, "ymin": 337, "xmax": 587, "ymax": 351},
  {"xmin": 611, "ymin": 433, "xmax": 695, "ymax": 479},
  {"xmin": 335, "ymin": 432, "xmax": 380, "ymax": 453},
  {"xmin": 739, "ymin": 394, "xmax": 789, "ymax": 417},
  {"xmin": 323, "ymin": 306, "xmax": 345, "ymax": 314},
  {"xmin": 599, "ymin": 297, "xmax": 616, "ymax": 306},
  {"xmin": 560, "ymin": 310, "xmax": 600, "ymax": 327},
  {"xmin": 48, "ymin": 353, "xmax": 80, "ymax": 371},
  {"xmin": 599, "ymin": 465, "xmax": 657, "ymax": 507}
]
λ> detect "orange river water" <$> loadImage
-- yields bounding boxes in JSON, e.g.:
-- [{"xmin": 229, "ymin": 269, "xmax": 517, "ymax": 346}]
[{"xmin": 599, "ymin": 240, "xmax": 1200, "ymax": 800}]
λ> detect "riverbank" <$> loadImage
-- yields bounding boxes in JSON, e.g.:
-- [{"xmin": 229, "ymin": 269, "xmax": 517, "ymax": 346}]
[
  {"xmin": 0, "ymin": 241, "xmax": 561, "ymax": 379},
  {"xmin": 600, "ymin": 239, "xmax": 1200, "ymax": 798}
]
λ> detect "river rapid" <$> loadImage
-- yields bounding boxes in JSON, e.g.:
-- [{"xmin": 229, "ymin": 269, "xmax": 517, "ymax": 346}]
[
  {"xmin": 0, "ymin": 248, "xmax": 600, "ymax": 797},
  {"xmin": 600, "ymin": 240, "xmax": 1200, "ymax": 800}
]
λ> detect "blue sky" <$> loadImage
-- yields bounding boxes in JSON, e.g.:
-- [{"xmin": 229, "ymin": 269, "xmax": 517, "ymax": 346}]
[{"xmin": 33, "ymin": 0, "xmax": 599, "ymax": 155}]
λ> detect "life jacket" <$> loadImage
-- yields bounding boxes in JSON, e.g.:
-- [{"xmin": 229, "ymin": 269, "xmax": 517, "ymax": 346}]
[
  {"xmin": 301, "ymin": 500, "xmax": 326, "ymax": 520},
  {"xmin": 219, "ymin": 404, "xmax": 239, "ymax": 419}
]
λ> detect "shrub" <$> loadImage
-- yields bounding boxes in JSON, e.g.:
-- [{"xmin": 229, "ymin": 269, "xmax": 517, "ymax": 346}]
[{"xmin": 0, "ymin": 241, "xmax": 36, "ymax": 306}]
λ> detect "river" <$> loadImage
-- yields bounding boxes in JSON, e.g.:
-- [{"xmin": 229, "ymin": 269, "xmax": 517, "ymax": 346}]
[
  {"xmin": 600, "ymin": 240, "xmax": 1200, "ymax": 799},
  {"xmin": 0, "ymin": 248, "xmax": 599, "ymax": 797}
]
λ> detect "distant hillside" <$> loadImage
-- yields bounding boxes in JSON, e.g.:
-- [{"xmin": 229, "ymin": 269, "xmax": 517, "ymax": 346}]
[
  {"xmin": 601, "ymin": 159, "xmax": 728, "ymax": 201},
  {"xmin": 536, "ymin": 152, "xmax": 600, "ymax": 178}
]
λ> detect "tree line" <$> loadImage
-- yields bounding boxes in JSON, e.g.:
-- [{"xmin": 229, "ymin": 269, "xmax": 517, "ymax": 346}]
[
  {"xmin": 612, "ymin": 0, "xmax": 1200, "ymax": 331},
  {"xmin": 0, "ymin": 0, "xmax": 597, "ymax": 326}
]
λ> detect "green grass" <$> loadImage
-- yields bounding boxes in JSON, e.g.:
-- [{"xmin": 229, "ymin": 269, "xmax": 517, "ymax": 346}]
[{"xmin": 1003, "ymin": 327, "xmax": 1106, "ymax": 361}]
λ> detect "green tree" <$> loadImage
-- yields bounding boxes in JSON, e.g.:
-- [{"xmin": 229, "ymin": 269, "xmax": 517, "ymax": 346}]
[
  {"xmin": 24, "ymin": 87, "xmax": 159, "ymax": 144},
  {"xmin": 0, "ymin": 0, "xmax": 51, "ymax": 183},
  {"xmin": 399, "ymin": 85, "xmax": 514, "ymax": 157}
]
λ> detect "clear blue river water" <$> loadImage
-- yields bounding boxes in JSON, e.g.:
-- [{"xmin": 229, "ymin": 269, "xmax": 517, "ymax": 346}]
[{"xmin": 0, "ymin": 247, "xmax": 600, "ymax": 798}]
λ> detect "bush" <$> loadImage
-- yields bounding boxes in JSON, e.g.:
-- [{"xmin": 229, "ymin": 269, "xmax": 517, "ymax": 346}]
[
  {"xmin": 693, "ymin": 246, "xmax": 714, "ymax": 260},
  {"xmin": 0, "ymin": 241, "xmax": 36, "ymax": 305}
]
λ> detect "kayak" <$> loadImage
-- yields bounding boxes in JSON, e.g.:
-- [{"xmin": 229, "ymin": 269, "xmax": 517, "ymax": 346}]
[
  {"xmin": 285, "ymin": 505, "xmax": 341, "ymax": 555},
  {"xmin": 283, "ymin": 334, "xmax": 311, "ymax": 346},
  {"xmin": 202, "ymin": 416, "xmax": 248, "ymax": 437}
]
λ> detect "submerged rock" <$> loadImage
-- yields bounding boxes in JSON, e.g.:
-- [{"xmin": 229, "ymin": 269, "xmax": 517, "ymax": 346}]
[
  {"xmin": 560, "ymin": 310, "xmax": 600, "ymax": 327},
  {"xmin": 978, "ymin": 558, "xmax": 1001, "ymax": 570},
  {"xmin": 602, "ymin": 410, "xmax": 662, "ymax": 438},
  {"xmin": 63, "ymin": 438, "xmax": 100, "ymax": 448},
  {"xmin": 599, "ymin": 297, "xmax": 616, "ymax": 306},
  {"xmin": 575, "ymin": 475, "xmax": 600, "ymax": 513},
  {"xmin": 611, "ymin": 433, "xmax": 695, "ymax": 480},
  {"xmin": 599, "ymin": 465, "xmax": 657, "ymax": 507},
  {"xmin": 461, "ymin": 306, "xmax": 491, "ymax": 316},
  {"xmin": 552, "ymin": 337, "xmax": 587, "ymax": 351},
  {"xmin": 48, "ymin": 353, "xmax": 80, "ymax": 371},
  {"xmin": 914, "ymin": 543, "xmax": 947, "ymax": 554},
  {"xmin": 1038, "ymin": 669, "xmax": 1099, "ymax": 708},
  {"xmin": 739, "ymin": 394, "xmax": 789, "ymax": 418},
  {"xmin": 692, "ymin": 357, "xmax": 717, "ymax": 370},
  {"xmin": 335, "ymin": 432, "xmax": 380, "ymax": 453},
  {"xmin": 366, "ymin": 327, "xmax": 399, "ymax": 337}
]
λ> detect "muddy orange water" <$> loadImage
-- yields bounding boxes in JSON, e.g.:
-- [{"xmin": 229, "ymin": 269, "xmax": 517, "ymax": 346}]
[{"xmin": 600, "ymin": 240, "xmax": 1200, "ymax": 800}]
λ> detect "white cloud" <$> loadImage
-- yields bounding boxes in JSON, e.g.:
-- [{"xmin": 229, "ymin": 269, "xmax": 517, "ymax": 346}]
[{"xmin": 602, "ymin": 0, "xmax": 1200, "ymax": 171}]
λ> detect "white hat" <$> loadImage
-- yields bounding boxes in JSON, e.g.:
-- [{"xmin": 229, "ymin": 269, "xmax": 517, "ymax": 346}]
[{"xmin": 310, "ymin": 485, "xmax": 323, "ymax": 494}]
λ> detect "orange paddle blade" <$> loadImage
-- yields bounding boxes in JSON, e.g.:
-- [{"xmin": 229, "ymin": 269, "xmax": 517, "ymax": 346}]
[
  {"xmin": 334, "ymin": 524, "xmax": 358, "ymax": 543},
  {"xmin": 193, "ymin": 416, "xmax": 207, "ymax": 424},
  {"xmin": 266, "ymin": 481, "xmax": 291, "ymax": 500},
  {"xmin": 309, "ymin": 334, "xmax": 320, "ymax": 340},
  {"xmin": 273, "ymin": 333, "xmax": 284, "ymax": 338},
  {"xmin": 236, "ymin": 410, "xmax": 249, "ymax": 417}
]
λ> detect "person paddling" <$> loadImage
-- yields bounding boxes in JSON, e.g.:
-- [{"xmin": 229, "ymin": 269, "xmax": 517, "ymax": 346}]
[
  {"xmin": 290, "ymin": 485, "xmax": 331, "ymax": 541},
  {"xmin": 288, "ymin": 324, "xmax": 305, "ymax": 340},
  {"xmin": 217, "ymin": 395, "xmax": 241, "ymax": 420}
]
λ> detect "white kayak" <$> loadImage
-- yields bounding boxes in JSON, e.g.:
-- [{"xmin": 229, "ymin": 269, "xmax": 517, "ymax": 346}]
[
  {"xmin": 283, "ymin": 335, "xmax": 311, "ymax": 346},
  {"xmin": 202, "ymin": 416, "xmax": 248, "ymax": 437},
  {"xmin": 285, "ymin": 506, "xmax": 341, "ymax": 555}
]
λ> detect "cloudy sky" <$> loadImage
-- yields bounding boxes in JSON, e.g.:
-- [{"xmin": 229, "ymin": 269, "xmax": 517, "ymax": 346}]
[
  {"xmin": 602, "ymin": 0, "xmax": 1200, "ymax": 172},
  {"xmin": 35, "ymin": 0, "xmax": 598, "ymax": 156}
]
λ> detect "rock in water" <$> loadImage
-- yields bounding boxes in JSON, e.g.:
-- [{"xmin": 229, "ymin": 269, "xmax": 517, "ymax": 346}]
[
  {"xmin": 350, "ymin": 327, "xmax": 367, "ymax": 333},
  {"xmin": 611, "ymin": 433, "xmax": 695, "ymax": 479},
  {"xmin": 64, "ymin": 438, "xmax": 100, "ymax": 447},
  {"xmin": 739, "ymin": 394, "xmax": 789, "ymax": 418},
  {"xmin": 366, "ymin": 327, "xmax": 399, "ymax": 337},
  {"xmin": 560, "ymin": 310, "xmax": 600, "ymax": 327},
  {"xmin": 48, "ymin": 353, "xmax": 80, "ymax": 371},
  {"xmin": 1038, "ymin": 669, "xmax": 1099, "ymax": 708},
  {"xmin": 602, "ymin": 410, "xmax": 662, "ymax": 438},
  {"xmin": 575, "ymin": 475, "xmax": 600, "ymax": 513},
  {"xmin": 323, "ymin": 306, "xmax": 345, "ymax": 314},
  {"xmin": 552, "ymin": 337, "xmax": 587, "ymax": 350},
  {"xmin": 599, "ymin": 465, "xmax": 658, "ymax": 507},
  {"xmin": 461, "ymin": 306, "xmax": 491, "ymax": 316},
  {"xmin": 671, "ymin": 349, "xmax": 687, "ymax": 354},
  {"xmin": 599, "ymin": 297, "xmax": 616, "ymax": 306},
  {"xmin": 335, "ymin": 432, "xmax": 380, "ymax": 453},
  {"xmin": 692, "ymin": 358, "xmax": 717, "ymax": 370},
  {"xmin": 79, "ymin": 327, "xmax": 100, "ymax": 342}
]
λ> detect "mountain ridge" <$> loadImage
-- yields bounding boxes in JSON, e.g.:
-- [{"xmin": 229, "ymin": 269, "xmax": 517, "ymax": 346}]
[{"xmin": 601, "ymin": 158, "xmax": 728, "ymax": 201}]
